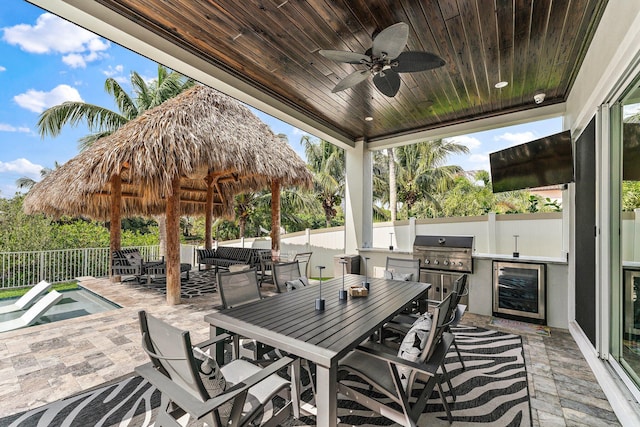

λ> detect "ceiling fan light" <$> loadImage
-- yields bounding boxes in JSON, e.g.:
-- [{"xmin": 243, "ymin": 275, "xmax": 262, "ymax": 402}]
[{"xmin": 495, "ymin": 81, "xmax": 508, "ymax": 88}]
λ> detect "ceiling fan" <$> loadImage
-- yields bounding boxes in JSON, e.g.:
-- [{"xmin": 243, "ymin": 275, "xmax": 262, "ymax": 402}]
[{"xmin": 319, "ymin": 22, "xmax": 446, "ymax": 97}]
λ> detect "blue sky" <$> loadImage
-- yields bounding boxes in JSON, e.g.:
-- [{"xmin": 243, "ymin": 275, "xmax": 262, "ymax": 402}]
[{"xmin": 0, "ymin": 0, "xmax": 561, "ymax": 198}]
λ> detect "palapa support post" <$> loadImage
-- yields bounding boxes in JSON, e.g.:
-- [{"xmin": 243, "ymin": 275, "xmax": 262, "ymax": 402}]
[
  {"xmin": 109, "ymin": 174, "xmax": 122, "ymax": 283},
  {"xmin": 166, "ymin": 175, "xmax": 181, "ymax": 305},
  {"xmin": 204, "ymin": 173, "xmax": 214, "ymax": 251},
  {"xmin": 271, "ymin": 179, "xmax": 281, "ymax": 255}
]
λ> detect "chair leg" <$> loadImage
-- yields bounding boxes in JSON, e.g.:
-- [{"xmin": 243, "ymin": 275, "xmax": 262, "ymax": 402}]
[
  {"xmin": 453, "ymin": 339, "xmax": 465, "ymax": 369},
  {"xmin": 436, "ymin": 381, "xmax": 454, "ymax": 424},
  {"xmin": 441, "ymin": 364, "xmax": 456, "ymax": 402}
]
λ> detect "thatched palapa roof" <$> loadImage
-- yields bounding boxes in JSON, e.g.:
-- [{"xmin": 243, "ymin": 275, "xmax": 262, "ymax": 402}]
[{"xmin": 24, "ymin": 85, "xmax": 312, "ymax": 219}]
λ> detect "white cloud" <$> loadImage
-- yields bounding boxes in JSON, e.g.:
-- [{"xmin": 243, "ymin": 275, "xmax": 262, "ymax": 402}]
[
  {"xmin": 495, "ymin": 131, "xmax": 535, "ymax": 146},
  {"xmin": 14, "ymin": 84, "xmax": 83, "ymax": 113},
  {"xmin": 469, "ymin": 153, "xmax": 489, "ymax": 164},
  {"xmin": 2, "ymin": 13, "xmax": 110, "ymax": 68},
  {"xmin": 445, "ymin": 135, "xmax": 481, "ymax": 150},
  {"xmin": 103, "ymin": 64, "xmax": 124, "ymax": 77},
  {"xmin": 0, "ymin": 123, "xmax": 30, "ymax": 133},
  {"xmin": 0, "ymin": 158, "xmax": 43, "ymax": 177},
  {"xmin": 0, "ymin": 65, "xmax": 5, "ymax": 72}
]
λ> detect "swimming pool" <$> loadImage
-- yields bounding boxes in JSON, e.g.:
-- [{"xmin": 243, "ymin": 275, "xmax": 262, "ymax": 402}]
[{"xmin": 0, "ymin": 287, "xmax": 120, "ymax": 325}]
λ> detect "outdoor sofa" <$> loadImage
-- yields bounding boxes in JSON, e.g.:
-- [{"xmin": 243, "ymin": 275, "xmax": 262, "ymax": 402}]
[{"xmin": 196, "ymin": 247, "xmax": 267, "ymax": 273}]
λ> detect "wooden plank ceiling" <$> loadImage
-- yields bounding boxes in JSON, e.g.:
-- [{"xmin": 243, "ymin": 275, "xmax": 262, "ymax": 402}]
[{"xmin": 93, "ymin": 0, "xmax": 607, "ymax": 143}]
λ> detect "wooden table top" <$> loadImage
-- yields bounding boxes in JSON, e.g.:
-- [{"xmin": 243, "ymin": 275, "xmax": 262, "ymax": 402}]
[{"xmin": 204, "ymin": 274, "xmax": 429, "ymax": 367}]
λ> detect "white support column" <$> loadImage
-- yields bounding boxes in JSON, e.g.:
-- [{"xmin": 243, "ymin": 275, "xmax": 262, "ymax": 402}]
[
  {"xmin": 488, "ymin": 212, "xmax": 497, "ymax": 253},
  {"xmin": 344, "ymin": 139, "xmax": 372, "ymax": 253},
  {"xmin": 409, "ymin": 217, "xmax": 416, "ymax": 251}
]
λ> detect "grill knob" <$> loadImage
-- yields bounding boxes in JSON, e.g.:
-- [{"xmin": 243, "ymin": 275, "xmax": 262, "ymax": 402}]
[
  {"xmin": 458, "ymin": 261, "xmax": 463, "ymax": 266},
  {"xmin": 434, "ymin": 260, "xmax": 439, "ymax": 265},
  {"xmin": 443, "ymin": 260, "xmax": 449, "ymax": 266},
  {"xmin": 424, "ymin": 259, "xmax": 430, "ymax": 264}
]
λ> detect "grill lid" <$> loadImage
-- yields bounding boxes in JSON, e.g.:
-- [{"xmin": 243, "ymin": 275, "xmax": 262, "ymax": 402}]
[{"xmin": 413, "ymin": 235, "xmax": 473, "ymax": 249}]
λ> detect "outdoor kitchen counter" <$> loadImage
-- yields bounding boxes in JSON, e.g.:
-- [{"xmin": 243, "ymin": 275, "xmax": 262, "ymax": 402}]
[
  {"xmin": 357, "ymin": 249, "xmax": 569, "ymax": 329},
  {"xmin": 473, "ymin": 253, "xmax": 568, "ymax": 265}
]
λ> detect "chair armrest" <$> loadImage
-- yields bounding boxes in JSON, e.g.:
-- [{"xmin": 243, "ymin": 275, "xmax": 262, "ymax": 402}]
[
  {"xmin": 353, "ymin": 341, "xmax": 438, "ymax": 377},
  {"xmin": 135, "ymin": 356, "xmax": 294, "ymax": 419},
  {"xmin": 194, "ymin": 333, "xmax": 232, "ymax": 350}
]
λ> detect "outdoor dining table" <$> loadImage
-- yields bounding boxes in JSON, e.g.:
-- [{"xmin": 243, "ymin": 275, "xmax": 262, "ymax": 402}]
[{"xmin": 204, "ymin": 273, "xmax": 430, "ymax": 427}]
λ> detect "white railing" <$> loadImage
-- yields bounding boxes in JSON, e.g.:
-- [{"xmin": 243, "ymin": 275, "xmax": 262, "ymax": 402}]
[{"xmin": 0, "ymin": 245, "xmax": 160, "ymax": 289}]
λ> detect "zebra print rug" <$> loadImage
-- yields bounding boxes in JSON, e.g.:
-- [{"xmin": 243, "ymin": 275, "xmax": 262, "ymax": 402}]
[{"xmin": 1, "ymin": 326, "xmax": 530, "ymax": 427}]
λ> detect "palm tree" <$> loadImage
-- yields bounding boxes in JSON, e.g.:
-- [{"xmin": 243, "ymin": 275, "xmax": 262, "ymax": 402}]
[
  {"xmin": 38, "ymin": 65, "xmax": 195, "ymax": 150},
  {"xmin": 395, "ymin": 139, "xmax": 469, "ymax": 218},
  {"xmin": 300, "ymin": 135, "xmax": 345, "ymax": 227}
]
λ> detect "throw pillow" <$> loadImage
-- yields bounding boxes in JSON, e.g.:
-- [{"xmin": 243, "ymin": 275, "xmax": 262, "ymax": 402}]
[
  {"xmin": 193, "ymin": 347, "xmax": 231, "ymax": 416},
  {"xmin": 384, "ymin": 270, "xmax": 413, "ymax": 281},
  {"xmin": 285, "ymin": 276, "xmax": 309, "ymax": 291},
  {"xmin": 397, "ymin": 314, "xmax": 433, "ymax": 390},
  {"xmin": 394, "ymin": 272, "xmax": 413, "ymax": 281},
  {"xmin": 124, "ymin": 251, "xmax": 142, "ymax": 265}
]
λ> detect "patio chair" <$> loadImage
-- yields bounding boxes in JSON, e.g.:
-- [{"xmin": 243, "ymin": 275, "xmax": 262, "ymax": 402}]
[
  {"xmin": 293, "ymin": 252, "xmax": 312, "ymax": 277},
  {"xmin": 273, "ymin": 261, "xmax": 306, "ymax": 293},
  {"xmin": 385, "ymin": 257, "xmax": 420, "ymax": 282},
  {"xmin": 0, "ymin": 290, "xmax": 63, "ymax": 333},
  {"xmin": 111, "ymin": 249, "xmax": 165, "ymax": 283},
  {"xmin": 257, "ymin": 249, "xmax": 274, "ymax": 285},
  {"xmin": 337, "ymin": 292, "xmax": 456, "ymax": 426},
  {"xmin": 217, "ymin": 268, "xmax": 263, "ymax": 309},
  {"xmin": 385, "ymin": 257, "xmax": 423, "ymax": 313},
  {"xmin": 217, "ymin": 268, "xmax": 271, "ymax": 360},
  {"xmin": 135, "ymin": 311, "xmax": 297, "ymax": 427},
  {"xmin": 387, "ymin": 274, "xmax": 469, "ymax": 369},
  {"xmin": 0, "ymin": 280, "xmax": 51, "ymax": 315}
]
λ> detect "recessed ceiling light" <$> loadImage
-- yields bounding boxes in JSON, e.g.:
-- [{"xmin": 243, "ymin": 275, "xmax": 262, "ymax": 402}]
[
  {"xmin": 364, "ymin": 116, "xmax": 373, "ymax": 121},
  {"xmin": 495, "ymin": 81, "xmax": 508, "ymax": 88}
]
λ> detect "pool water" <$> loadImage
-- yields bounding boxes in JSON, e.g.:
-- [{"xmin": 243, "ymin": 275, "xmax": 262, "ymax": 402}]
[{"xmin": 0, "ymin": 287, "xmax": 120, "ymax": 325}]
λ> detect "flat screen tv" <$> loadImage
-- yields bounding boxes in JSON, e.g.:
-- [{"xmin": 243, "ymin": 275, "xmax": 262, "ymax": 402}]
[{"xmin": 490, "ymin": 130, "xmax": 573, "ymax": 193}]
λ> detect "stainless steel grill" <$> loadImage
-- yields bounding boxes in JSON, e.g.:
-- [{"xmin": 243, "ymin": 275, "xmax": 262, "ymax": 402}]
[{"xmin": 413, "ymin": 235, "xmax": 473, "ymax": 274}]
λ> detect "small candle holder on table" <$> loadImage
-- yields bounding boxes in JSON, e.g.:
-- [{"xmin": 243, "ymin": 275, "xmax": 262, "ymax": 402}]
[
  {"xmin": 362, "ymin": 256, "xmax": 370, "ymax": 290},
  {"xmin": 339, "ymin": 260, "xmax": 348, "ymax": 300},
  {"xmin": 315, "ymin": 265, "xmax": 325, "ymax": 311}
]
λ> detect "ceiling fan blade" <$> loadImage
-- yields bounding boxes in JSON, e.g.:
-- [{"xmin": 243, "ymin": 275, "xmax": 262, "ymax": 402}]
[
  {"xmin": 332, "ymin": 70, "xmax": 370, "ymax": 93},
  {"xmin": 373, "ymin": 70, "xmax": 401, "ymax": 97},
  {"xmin": 394, "ymin": 51, "xmax": 446, "ymax": 73},
  {"xmin": 372, "ymin": 22, "xmax": 409, "ymax": 60},
  {"xmin": 319, "ymin": 50, "xmax": 370, "ymax": 64}
]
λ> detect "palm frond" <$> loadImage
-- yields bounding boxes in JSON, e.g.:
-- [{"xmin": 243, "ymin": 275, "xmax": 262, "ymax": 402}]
[
  {"xmin": 104, "ymin": 78, "xmax": 138, "ymax": 119},
  {"xmin": 37, "ymin": 102, "xmax": 129, "ymax": 138}
]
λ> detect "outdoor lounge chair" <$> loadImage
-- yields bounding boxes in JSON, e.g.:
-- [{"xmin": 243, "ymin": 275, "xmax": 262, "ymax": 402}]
[
  {"xmin": 337, "ymin": 292, "xmax": 456, "ymax": 426},
  {"xmin": 0, "ymin": 280, "xmax": 51, "ymax": 315},
  {"xmin": 0, "ymin": 290, "xmax": 63, "ymax": 333},
  {"xmin": 135, "ymin": 310, "xmax": 297, "ymax": 427}
]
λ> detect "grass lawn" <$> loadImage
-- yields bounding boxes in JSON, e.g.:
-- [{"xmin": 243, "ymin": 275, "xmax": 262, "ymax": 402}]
[{"xmin": 0, "ymin": 281, "xmax": 78, "ymax": 299}]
